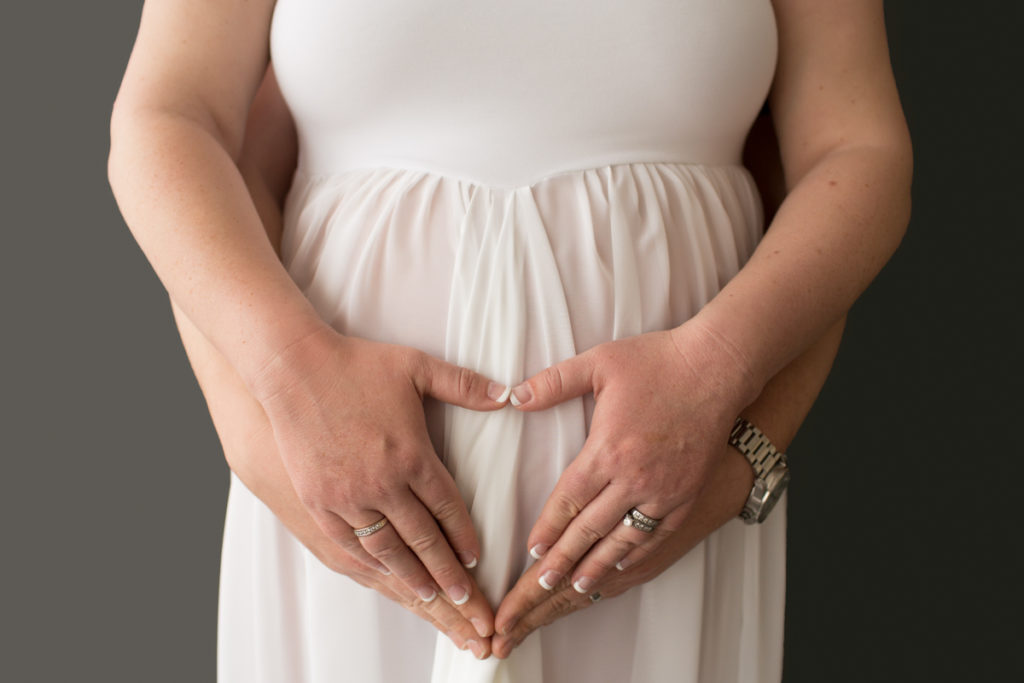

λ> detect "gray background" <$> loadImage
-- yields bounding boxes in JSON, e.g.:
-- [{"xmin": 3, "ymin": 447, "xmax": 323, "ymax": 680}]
[{"xmin": 3, "ymin": 2, "xmax": 1021, "ymax": 681}]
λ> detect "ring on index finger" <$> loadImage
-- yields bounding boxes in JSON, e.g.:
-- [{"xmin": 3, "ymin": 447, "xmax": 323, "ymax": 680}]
[
  {"xmin": 622, "ymin": 507, "xmax": 661, "ymax": 534},
  {"xmin": 353, "ymin": 516, "xmax": 390, "ymax": 537}
]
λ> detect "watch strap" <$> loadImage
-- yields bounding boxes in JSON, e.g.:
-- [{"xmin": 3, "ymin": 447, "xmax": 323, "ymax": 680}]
[{"xmin": 728, "ymin": 417, "xmax": 786, "ymax": 479}]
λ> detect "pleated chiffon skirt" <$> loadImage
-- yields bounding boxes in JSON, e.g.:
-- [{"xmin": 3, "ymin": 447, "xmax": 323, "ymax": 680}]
[{"xmin": 217, "ymin": 161, "xmax": 787, "ymax": 683}]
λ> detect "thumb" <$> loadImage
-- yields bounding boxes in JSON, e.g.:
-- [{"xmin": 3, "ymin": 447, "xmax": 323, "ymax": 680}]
[
  {"xmin": 415, "ymin": 354, "xmax": 510, "ymax": 410},
  {"xmin": 509, "ymin": 352, "xmax": 595, "ymax": 411}
]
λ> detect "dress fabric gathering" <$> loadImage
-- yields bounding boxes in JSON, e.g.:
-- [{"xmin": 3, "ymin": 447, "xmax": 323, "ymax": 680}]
[{"xmin": 217, "ymin": 1, "xmax": 787, "ymax": 681}]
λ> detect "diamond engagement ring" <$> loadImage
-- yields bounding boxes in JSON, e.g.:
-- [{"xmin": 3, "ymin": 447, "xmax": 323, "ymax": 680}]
[
  {"xmin": 352, "ymin": 517, "xmax": 389, "ymax": 537},
  {"xmin": 622, "ymin": 507, "xmax": 662, "ymax": 534}
]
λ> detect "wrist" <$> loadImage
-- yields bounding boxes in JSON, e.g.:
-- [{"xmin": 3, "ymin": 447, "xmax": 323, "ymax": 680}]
[
  {"xmin": 246, "ymin": 321, "xmax": 341, "ymax": 404},
  {"xmin": 671, "ymin": 317, "xmax": 764, "ymax": 411},
  {"xmin": 687, "ymin": 299, "xmax": 780, "ymax": 394}
]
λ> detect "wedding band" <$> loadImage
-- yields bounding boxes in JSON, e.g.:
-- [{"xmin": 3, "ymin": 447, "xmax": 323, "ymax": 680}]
[
  {"xmin": 589, "ymin": 592, "xmax": 602, "ymax": 603},
  {"xmin": 353, "ymin": 517, "xmax": 389, "ymax": 537},
  {"xmin": 627, "ymin": 507, "xmax": 662, "ymax": 528},
  {"xmin": 622, "ymin": 509, "xmax": 660, "ymax": 534},
  {"xmin": 622, "ymin": 515, "xmax": 656, "ymax": 533}
]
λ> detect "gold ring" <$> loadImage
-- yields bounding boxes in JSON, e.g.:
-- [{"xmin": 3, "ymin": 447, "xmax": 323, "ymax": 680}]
[{"xmin": 353, "ymin": 517, "xmax": 389, "ymax": 538}]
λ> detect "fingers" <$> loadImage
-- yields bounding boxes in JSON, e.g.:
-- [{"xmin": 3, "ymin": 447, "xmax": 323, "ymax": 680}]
[
  {"xmin": 412, "ymin": 352, "xmax": 510, "ymax": 411},
  {"xmin": 367, "ymin": 557, "xmax": 491, "ymax": 660},
  {"xmin": 492, "ymin": 564, "xmax": 594, "ymax": 659},
  {"xmin": 311, "ymin": 510, "xmax": 393, "ymax": 575},
  {"xmin": 411, "ymin": 463, "xmax": 482, "ymax": 571},
  {"xmin": 507, "ymin": 349, "xmax": 597, "ymax": 411},
  {"xmin": 403, "ymin": 473, "xmax": 496, "ymax": 637},
  {"xmin": 530, "ymin": 487, "xmax": 631, "ymax": 593},
  {"xmin": 415, "ymin": 584, "xmax": 493, "ymax": 660},
  {"xmin": 523, "ymin": 455, "xmax": 606, "ymax": 568},
  {"xmin": 340, "ymin": 491, "xmax": 495, "ymax": 637},
  {"xmin": 493, "ymin": 560, "xmax": 560, "ymax": 640},
  {"xmin": 339, "ymin": 506, "xmax": 441, "ymax": 603},
  {"xmin": 570, "ymin": 504, "xmax": 686, "ymax": 588},
  {"xmin": 319, "ymin": 519, "xmax": 494, "ymax": 660}
]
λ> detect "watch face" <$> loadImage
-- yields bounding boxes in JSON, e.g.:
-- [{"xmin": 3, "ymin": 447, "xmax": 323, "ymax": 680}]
[{"xmin": 758, "ymin": 467, "xmax": 791, "ymax": 522}]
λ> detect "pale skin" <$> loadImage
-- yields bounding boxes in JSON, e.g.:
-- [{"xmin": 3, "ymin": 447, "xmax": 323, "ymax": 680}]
[
  {"xmin": 109, "ymin": 0, "xmax": 910, "ymax": 663},
  {"xmin": 173, "ymin": 64, "xmax": 845, "ymax": 658}
]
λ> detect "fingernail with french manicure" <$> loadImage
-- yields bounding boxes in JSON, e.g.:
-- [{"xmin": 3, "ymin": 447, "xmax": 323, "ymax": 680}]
[
  {"xmin": 487, "ymin": 382, "xmax": 512, "ymax": 403},
  {"xmin": 529, "ymin": 544, "xmax": 549, "ymax": 560},
  {"xmin": 471, "ymin": 617, "xmax": 490, "ymax": 638},
  {"xmin": 572, "ymin": 576, "xmax": 594, "ymax": 594},
  {"xmin": 447, "ymin": 584, "xmax": 469, "ymax": 606},
  {"xmin": 467, "ymin": 640, "xmax": 486, "ymax": 660},
  {"xmin": 417, "ymin": 587, "xmax": 438, "ymax": 602},
  {"xmin": 458, "ymin": 551, "xmax": 478, "ymax": 569},
  {"xmin": 509, "ymin": 383, "xmax": 533, "ymax": 407},
  {"xmin": 538, "ymin": 570, "xmax": 561, "ymax": 590},
  {"xmin": 616, "ymin": 557, "xmax": 632, "ymax": 571}
]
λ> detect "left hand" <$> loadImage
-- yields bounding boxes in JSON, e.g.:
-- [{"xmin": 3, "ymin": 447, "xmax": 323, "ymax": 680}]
[
  {"xmin": 492, "ymin": 435, "xmax": 756, "ymax": 657},
  {"xmin": 495, "ymin": 320, "xmax": 760, "ymax": 631}
]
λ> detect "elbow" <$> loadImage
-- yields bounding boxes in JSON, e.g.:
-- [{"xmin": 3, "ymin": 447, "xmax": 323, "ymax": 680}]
[
  {"xmin": 107, "ymin": 93, "xmax": 243, "ymax": 199},
  {"xmin": 107, "ymin": 95, "xmax": 149, "ymax": 198},
  {"xmin": 107, "ymin": 98, "xmax": 131, "ymax": 197},
  {"xmin": 887, "ymin": 129, "xmax": 915, "ymax": 256},
  {"xmin": 107, "ymin": 97, "xmax": 138, "ymax": 208}
]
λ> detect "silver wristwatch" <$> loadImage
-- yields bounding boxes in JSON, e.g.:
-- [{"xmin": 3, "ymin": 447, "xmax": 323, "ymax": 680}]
[{"xmin": 728, "ymin": 417, "xmax": 790, "ymax": 524}]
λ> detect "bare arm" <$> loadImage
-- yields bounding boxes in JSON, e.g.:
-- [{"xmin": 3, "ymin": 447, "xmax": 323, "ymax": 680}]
[
  {"xmin": 109, "ymin": 0, "xmax": 504, "ymax": 639},
  {"xmin": 496, "ymin": 0, "xmax": 908, "ymax": 608},
  {"xmin": 693, "ymin": 0, "xmax": 912, "ymax": 394},
  {"xmin": 170, "ymin": 66, "xmax": 494, "ymax": 658},
  {"xmin": 108, "ymin": 0, "xmax": 323, "ymax": 387}
]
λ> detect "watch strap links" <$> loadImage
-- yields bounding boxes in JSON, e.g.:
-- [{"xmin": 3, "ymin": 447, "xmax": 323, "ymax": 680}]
[{"xmin": 728, "ymin": 417, "xmax": 786, "ymax": 479}]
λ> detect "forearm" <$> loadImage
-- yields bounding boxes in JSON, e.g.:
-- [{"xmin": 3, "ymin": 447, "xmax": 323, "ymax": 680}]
[
  {"xmin": 692, "ymin": 143, "xmax": 910, "ymax": 400},
  {"xmin": 108, "ymin": 109, "xmax": 325, "ymax": 395},
  {"xmin": 736, "ymin": 313, "xmax": 845, "ymax": 454},
  {"xmin": 708, "ymin": 314, "xmax": 845, "ymax": 521}
]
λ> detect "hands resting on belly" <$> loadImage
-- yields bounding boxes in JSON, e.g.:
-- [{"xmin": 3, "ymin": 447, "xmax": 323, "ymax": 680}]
[
  {"xmin": 175, "ymin": 299, "xmax": 770, "ymax": 660},
  {"xmin": 172, "ymin": 66, "xmax": 844, "ymax": 661}
]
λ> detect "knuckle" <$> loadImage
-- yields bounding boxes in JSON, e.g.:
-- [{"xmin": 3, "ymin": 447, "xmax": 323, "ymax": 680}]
[
  {"xmin": 454, "ymin": 365, "xmax": 480, "ymax": 397},
  {"xmin": 573, "ymin": 519, "xmax": 606, "ymax": 547},
  {"xmin": 626, "ymin": 464, "xmax": 659, "ymax": 491},
  {"xmin": 366, "ymin": 539, "xmax": 404, "ymax": 563},
  {"xmin": 328, "ymin": 480, "xmax": 366, "ymax": 509},
  {"xmin": 405, "ymin": 528, "xmax": 445, "ymax": 556},
  {"xmin": 602, "ymin": 438, "xmax": 639, "ymax": 465},
  {"xmin": 547, "ymin": 591, "xmax": 577, "ymax": 618},
  {"xmin": 428, "ymin": 496, "xmax": 465, "ymax": 524},
  {"xmin": 394, "ymin": 447, "xmax": 429, "ymax": 481},
  {"xmin": 552, "ymin": 491, "xmax": 583, "ymax": 521},
  {"xmin": 538, "ymin": 366, "xmax": 565, "ymax": 398}
]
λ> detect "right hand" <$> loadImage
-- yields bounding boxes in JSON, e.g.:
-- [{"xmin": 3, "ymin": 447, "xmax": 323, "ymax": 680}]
[
  {"xmin": 251, "ymin": 325, "xmax": 509, "ymax": 631},
  {"xmin": 296, "ymin": 502, "xmax": 495, "ymax": 660},
  {"xmin": 171, "ymin": 60, "xmax": 505, "ymax": 652},
  {"xmin": 172, "ymin": 299, "xmax": 499, "ymax": 658}
]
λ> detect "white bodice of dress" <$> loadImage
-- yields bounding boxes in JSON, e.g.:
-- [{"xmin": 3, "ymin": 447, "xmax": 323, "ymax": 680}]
[{"xmin": 270, "ymin": 0, "xmax": 778, "ymax": 186}]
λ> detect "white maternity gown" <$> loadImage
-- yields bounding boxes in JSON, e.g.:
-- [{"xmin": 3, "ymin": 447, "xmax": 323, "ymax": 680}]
[{"xmin": 218, "ymin": 1, "xmax": 786, "ymax": 681}]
